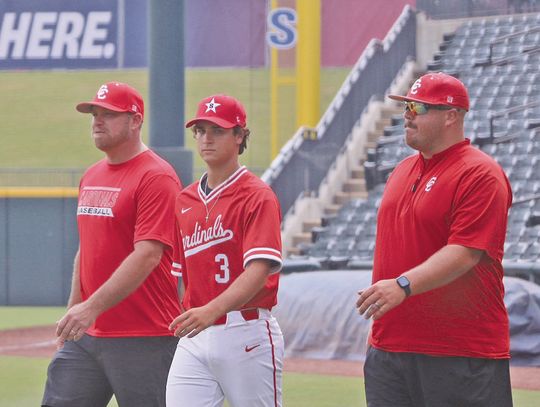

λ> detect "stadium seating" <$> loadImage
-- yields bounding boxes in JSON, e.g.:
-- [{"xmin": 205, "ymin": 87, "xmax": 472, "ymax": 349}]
[{"xmin": 284, "ymin": 12, "xmax": 540, "ymax": 284}]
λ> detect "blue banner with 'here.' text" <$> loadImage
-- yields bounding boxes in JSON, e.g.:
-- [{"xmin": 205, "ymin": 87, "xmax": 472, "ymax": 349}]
[{"xmin": 0, "ymin": 0, "xmax": 147, "ymax": 69}]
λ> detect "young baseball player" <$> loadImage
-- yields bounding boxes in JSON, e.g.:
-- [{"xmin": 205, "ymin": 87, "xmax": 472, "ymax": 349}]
[
  {"xmin": 166, "ymin": 94, "xmax": 284, "ymax": 407},
  {"xmin": 42, "ymin": 82, "xmax": 182, "ymax": 407}
]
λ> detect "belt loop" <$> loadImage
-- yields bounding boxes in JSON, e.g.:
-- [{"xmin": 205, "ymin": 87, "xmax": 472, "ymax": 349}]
[
  {"xmin": 240, "ymin": 308, "xmax": 259, "ymax": 321},
  {"xmin": 216, "ymin": 308, "xmax": 272, "ymax": 326}
]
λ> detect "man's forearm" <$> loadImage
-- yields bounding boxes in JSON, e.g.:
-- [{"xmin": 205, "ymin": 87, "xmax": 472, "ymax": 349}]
[
  {"xmin": 85, "ymin": 240, "xmax": 164, "ymax": 315},
  {"xmin": 403, "ymin": 244, "xmax": 484, "ymax": 296},
  {"xmin": 206, "ymin": 260, "xmax": 271, "ymax": 317},
  {"xmin": 356, "ymin": 244, "xmax": 485, "ymax": 320},
  {"xmin": 169, "ymin": 259, "xmax": 273, "ymax": 338},
  {"xmin": 67, "ymin": 249, "xmax": 82, "ymax": 308},
  {"xmin": 56, "ymin": 240, "xmax": 164, "ymax": 343}
]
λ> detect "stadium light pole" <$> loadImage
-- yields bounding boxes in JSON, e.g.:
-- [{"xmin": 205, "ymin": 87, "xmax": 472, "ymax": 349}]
[{"xmin": 148, "ymin": 0, "xmax": 193, "ymax": 186}]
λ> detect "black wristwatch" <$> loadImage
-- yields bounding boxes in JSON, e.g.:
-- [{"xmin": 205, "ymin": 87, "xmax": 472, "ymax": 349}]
[{"xmin": 396, "ymin": 276, "xmax": 411, "ymax": 297}]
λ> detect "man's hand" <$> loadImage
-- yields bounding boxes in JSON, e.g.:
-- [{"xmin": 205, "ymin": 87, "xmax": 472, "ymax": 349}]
[
  {"xmin": 169, "ymin": 305, "xmax": 221, "ymax": 338},
  {"xmin": 55, "ymin": 301, "xmax": 99, "ymax": 348},
  {"xmin": 169, "ymin": 259, "xmax": 273, "ymax": 339},
  {"xmin": 356, "ymin": 279, "xmax": 407, "ymax": 320}
]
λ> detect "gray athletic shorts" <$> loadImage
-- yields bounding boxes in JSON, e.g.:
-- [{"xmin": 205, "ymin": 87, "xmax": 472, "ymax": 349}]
[
  {"xmin": 42, "ymin": 334, "xmax": 178, "ymax": 407},
  {"xmin": 364, "ymin": 346, "xmax": 513, "ymax": 407}
]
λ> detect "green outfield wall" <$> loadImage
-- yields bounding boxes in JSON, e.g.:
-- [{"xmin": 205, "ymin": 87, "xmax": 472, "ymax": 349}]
[{"xmin": 0, "ymin": 188, "xmax": 78, "ymax": 305}]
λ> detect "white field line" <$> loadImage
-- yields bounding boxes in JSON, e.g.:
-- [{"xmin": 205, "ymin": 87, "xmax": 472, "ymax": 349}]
[{"xmin": 0, "ymin": 339, "xmax": 55, "ymax": 352}]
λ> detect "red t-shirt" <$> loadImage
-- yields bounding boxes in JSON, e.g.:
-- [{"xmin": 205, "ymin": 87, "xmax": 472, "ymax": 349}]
[
  {"xmin": 77, "ymin": 150, "xmax": 182, "ymax": 337},
  {"xmin": 371, "ymin": 140, "xmax": 513, "ymax": 358},
  {"xmin": 172, "ymin": 166, "xmax": 282, "ymax": 312}
]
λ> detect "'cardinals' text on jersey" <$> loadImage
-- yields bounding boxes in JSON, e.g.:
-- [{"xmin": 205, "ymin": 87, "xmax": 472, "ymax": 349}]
[{"xmin": 172, "ymin": 166, "xmax": 282, "ymax": 312}]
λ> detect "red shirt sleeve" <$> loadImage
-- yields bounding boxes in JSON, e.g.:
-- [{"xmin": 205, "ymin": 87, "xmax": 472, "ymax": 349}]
[
  {"xmin": 242, "ymin": 188, "xmax": 283, "ymax": 273},
  {"xmin": 171, "ymin": 214, "xmax": 185, "ymax": 278},
  {"xmin": 448, "ymin": 167, "xmax": 512, "ymax": 262},
  {"xmin": 134, "ymin": 173, "xmax": 181, "ymax": 250}
]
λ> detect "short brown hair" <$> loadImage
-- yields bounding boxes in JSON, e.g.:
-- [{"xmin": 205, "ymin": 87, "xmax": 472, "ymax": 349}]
[{"xmin": 234, "ymin": 126, "xmax": 250, "ymax": 155}]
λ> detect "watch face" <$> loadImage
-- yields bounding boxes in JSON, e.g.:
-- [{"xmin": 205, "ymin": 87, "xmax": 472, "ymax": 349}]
[
  {"xmin": 397, "ymin": 276, "xmax": 411, "ymax": 296},
  {"xmin": 397, "ymin": 276, "xmax": 409, "ymax": 287}
]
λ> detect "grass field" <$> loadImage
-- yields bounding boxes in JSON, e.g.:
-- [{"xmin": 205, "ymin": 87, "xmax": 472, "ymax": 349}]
[
  {"xmin": 2, "ymin": 356, "xmax": 365, "ymax": 407},
  {"xmin": 0, "ymin": 68, "xmax": 349, "ymax": 179},
  {"xmin": 0, "ymin": 306, "xmax": 66, "ymax": 330},
  {"xmin": 3, "ymin": 356, "xmax": 540, "ymax": 407},
  {"xmin": 1, "ymin": 307, "xmax": 539, "ymax": 407}
]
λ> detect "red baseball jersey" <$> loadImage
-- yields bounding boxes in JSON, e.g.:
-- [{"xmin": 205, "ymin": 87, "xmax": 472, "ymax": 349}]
[
  {"xmin": 371, "ymin": 140, "xmax": 513, "ymax": 358},
  {"xmin": 77, "ymin": 150, "xmax": 182, "ymax": 337},
  {"xmin": 171, "ymin": 166, "xmax": 282, "ymax": 312}
]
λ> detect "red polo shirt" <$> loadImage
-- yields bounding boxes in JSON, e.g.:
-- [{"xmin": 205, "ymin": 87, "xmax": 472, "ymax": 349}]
[{"xmin": 370, "ymin": 140, "xmax": 513, "ymax": 358}]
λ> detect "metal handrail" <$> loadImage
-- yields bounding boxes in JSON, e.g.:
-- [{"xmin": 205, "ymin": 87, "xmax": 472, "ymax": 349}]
[
  {"xmin": 488, "ymin": 100, "xmax": 540, "ymax": 140},
  {"xmin": 512, "ymin": 193, "xmax": 540, "ymax": 205},
  {"xmin": 485, "ymin": 25, "xmax": 540, "ymax": 65},
  {"xmin": 502, "ymin": 261, "xmax": 540, "ymax": 282},
  {"xmin": 262, "ymin": 5, "xmax": 416, "ymax": 217}
]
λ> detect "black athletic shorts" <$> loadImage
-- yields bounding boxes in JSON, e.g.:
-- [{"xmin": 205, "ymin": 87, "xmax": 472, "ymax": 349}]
[{"xmin": 364, "ymin": 346, "xmax": 513, "ymax": 407}]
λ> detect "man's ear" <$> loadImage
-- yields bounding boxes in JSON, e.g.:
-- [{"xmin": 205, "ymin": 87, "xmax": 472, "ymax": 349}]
[
  {"xmin": 132, "ymin": 112, "xmax": 144, "ymax": 128},
  {"xmin": 235, "ymin": 130, "xmax": 244, "ymax": 145},
  {"xmin": 445, "ymin": 109, "xmax": 460, "ymax": 127}
]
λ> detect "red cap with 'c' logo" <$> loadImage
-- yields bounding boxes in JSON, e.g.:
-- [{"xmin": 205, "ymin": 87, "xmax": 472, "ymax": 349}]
[
  {"xmin": 76, "ymin": 82, "xmax": 144, "ymax": 117},
  {"xmin": 388, "ymin": 72, "xmax": 469, "ymax": 111}
]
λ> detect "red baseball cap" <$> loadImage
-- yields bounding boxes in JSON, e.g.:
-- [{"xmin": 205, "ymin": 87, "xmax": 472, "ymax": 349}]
[
  {"xmin": 76, "ymin": 82, "xmax": 144, "ymax": 117},
  {"xmin": 388, "ymin": 72, "xmax": 469, "ymax": 111},
  {"xmin": 185, "ymin": 94, "xmax": 246, "ymax": 129}
]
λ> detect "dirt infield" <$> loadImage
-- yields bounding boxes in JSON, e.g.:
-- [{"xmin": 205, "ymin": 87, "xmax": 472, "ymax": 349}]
[
  {"xmin": 0, "ymin": 326, "xmax": 56, "ymax": 358},
  {"xmin": 2, "ymin": 325, "xmax": 539, "ymax": 391}
]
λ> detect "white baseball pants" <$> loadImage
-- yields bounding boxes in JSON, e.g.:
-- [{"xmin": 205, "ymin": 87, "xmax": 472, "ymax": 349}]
[{"xmin": 166, "ymin": 309, "xmax": 284, "ymax": 407}]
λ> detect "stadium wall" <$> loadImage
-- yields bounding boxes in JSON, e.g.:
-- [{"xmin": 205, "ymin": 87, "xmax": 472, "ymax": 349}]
[{"xmin": 0, "ymin": 191, "xmax": 78, "ymax": 305}]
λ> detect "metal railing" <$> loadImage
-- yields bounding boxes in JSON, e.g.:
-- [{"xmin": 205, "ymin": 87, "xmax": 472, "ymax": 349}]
[
  {"xmin": 0, "ymin": 168, "xmax": 85, "ymax": 187},
  {"xmin": 483, "ymin": 100, "xmax": 540, "ymax": 143},
  {"xmin": 503, "ymin": 261, "xmax": 540, "ymax": 282},
  {"xmin": 477, "ymin": 25, "xmax": 540, "ymax": 66},
  {"xmin": 0, "ymin": 166, "xmax": 266, "ymax": 187},
  {"xmin": 262, "ymin": 5, "xmax": 417, "ymax": 216},
  {"xmin": 416, "ymin": 0, "xmax": 540, "ymax": 19}
]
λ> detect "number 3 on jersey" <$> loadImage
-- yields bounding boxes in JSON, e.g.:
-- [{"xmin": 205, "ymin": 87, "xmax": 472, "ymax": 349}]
[{"xmin": 215, "ymin": 254, "xmax": 230, "ymax": 284}]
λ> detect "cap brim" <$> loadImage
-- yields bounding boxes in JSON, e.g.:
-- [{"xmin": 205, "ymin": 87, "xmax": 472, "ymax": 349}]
[
  {"xmin": 389, "ymin": 94, "xmax": 469, "ymax": 111},
  {"xmin": 388, "ymin": 94, "xmax": 430, "ymax": 104},
  {"xmin": 185, "ymin": 116, "xmax": 237, "ymax": 129},
  {"xmin": 76, "ymin": 101, "xmax": 129, "ymax": 114}
]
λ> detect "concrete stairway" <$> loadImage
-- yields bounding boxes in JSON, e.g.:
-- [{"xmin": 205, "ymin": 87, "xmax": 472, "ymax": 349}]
[{"xmin": 288, "ymin": 104, "xmax": 403, "ymax": 255}]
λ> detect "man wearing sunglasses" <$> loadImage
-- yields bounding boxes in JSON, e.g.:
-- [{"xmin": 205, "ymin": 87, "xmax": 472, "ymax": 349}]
[{"xmin": 356, "ymin": 72, "xmax": 513, "ymax": 406}]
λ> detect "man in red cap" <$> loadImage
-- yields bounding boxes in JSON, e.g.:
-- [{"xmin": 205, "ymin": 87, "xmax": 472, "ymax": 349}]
[
  {"xmin": 356, "ymin": 72, "xmax": 513, "ymax": 406},
  {"xmin": 166, "ymin": 94, "xmax": 284, "ymax": 407},
  {"xmin": 42, "ymin": 82, "xmax": 183, "ymax": 407}
]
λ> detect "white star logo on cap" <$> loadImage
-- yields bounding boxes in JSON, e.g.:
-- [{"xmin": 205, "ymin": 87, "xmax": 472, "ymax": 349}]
[{"xmin": 205, "ymin": 98, "xmax": 221, "ymax": 113}]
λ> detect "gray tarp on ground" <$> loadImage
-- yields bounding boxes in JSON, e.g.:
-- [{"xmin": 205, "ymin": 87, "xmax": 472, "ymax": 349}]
[{"xmin": 273, "ymin": 271, "xmax": 540, "ymax": 367}]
